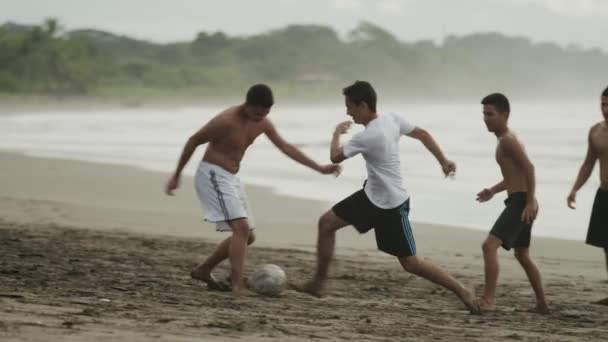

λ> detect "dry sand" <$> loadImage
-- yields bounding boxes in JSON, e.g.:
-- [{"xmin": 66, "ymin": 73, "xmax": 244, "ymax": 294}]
[{"xmin": 1, "ymin": 152, "xmax": 607, "ymax": 341}]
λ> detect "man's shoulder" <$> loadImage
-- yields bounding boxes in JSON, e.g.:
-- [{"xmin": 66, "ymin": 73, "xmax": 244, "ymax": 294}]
[
  {"xmin": 590, "ymin": 122, "xmax": 606, "ymax": 133},
  {"xmin": 217, "ymin": 105, "xmax": 239, "ymax": 117},
  {"xmin": 383, "ymin": 112, "xmax": 415, "ymax": 131},
  {"xmin": 383, "ymin": 112, "xmax": 402, "ymax": 121},
  {"xmin": 497, "ymin": 132, "xmax": 523, "ymax": 151},
  {"xmin": 498, "ymin": 132, "xmax": 519, "ymax": 143},
  {"xmin": 202, "ymin": 109, "xmax": 237, "ymax": 135},
  {"xmin": 590, "ymin": 122, "xmax": 608, "ymax": 148},
  {"xmin": 211, "ymin": 106, "xmax": 241, "ymax": 124}
]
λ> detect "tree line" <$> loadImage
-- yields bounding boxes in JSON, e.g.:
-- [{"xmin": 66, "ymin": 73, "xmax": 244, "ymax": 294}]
[{"xmin": 0, "ymin": 19, "xmax": 606, "ymax": 100}]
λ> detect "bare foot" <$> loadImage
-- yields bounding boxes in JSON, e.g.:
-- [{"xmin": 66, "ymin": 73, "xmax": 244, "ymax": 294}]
[
  {"xmin": 292, "ymin": 280, "xmax": 324, "ymax": 298},
  {"xmin": 231, "ymin": 281, "xmax": 256, "ymax": 297},
  {"xmin": 527, "ymin": 304, "xmax": 550, "ymax": 315},
  {"xmin": 231, "ymin": 286, "xmax": 248, "ymax": 297},
  {"xmin": 478, "ymin": 297, "xmax": 496, "ymax": 312},
  {"xmin": 458, "ymin": 288, "xmax": 481, "ymax": 314},
  {"xmin": 190, "ymin": 268, "xmax": 230, "ymax": 292}
]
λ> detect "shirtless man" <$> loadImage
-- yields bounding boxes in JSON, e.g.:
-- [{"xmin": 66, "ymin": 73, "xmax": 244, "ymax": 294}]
[
  {"xmin": 476, "ymin": 93, "xmax": 549, "ymax": 314},
  {"xmin": 567, "ymin": 86, "xmax": 608, "ymax": 283},
  {"xmin": 298, "ymin": 81, "xmax": 479, "ymax": 314},
  {"xmin": 165, "ymin": 84, "xmax": 340, "ymax": 295}
]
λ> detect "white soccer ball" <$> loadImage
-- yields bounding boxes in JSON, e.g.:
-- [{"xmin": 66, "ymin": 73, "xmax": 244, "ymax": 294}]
[{"xmin": 249, "ymin": 264, "xmax": 287, "ymax": 296}]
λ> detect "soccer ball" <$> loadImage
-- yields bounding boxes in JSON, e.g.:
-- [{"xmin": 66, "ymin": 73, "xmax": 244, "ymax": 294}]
[{"xmin": 248, "ymin": 264, "xmax": 287, "ymax": 296}]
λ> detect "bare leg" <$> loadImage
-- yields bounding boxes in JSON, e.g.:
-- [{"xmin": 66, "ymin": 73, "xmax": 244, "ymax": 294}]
[
  {"xmin": 398, "ymin": 256, "xmax": 480, "ymax": 314},
  {"xmin": 224, "ymin": 219, "xmax": 252, "ymax": 295},
  {"xmin": 191, "ymin": 229, "xmax": 256, "ymax": 291},
  {"xmin": 514, "ymin": 247, "xmax": 549, "ymax": 314},
  {"xmin": 297, "ymin": 210, "xmax": 349, "ymax": 297},
  {"xmin": 480, "ymin": 235, "xmax": 503, "ymax": 311}
]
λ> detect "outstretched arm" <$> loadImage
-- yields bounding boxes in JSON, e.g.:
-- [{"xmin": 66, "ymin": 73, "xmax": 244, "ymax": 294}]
[
  {"xmin": 165, "ymin": 117, "xmax": 226, "ymax": 195},
  {"xmin": 567, "ymin": 128, "xmax": 598, "ymax": 209},
  {"xmin": 265, "ymin": 120, "xmax": 340, "ymax": 175},
  {"xmin": 406, "ymin": 127, "xmax": 455, "ymax": 176}
]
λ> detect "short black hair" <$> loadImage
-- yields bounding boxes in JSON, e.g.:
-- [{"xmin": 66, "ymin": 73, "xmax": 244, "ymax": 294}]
[
  {"xmin": 342, "ymin": 81, "xmax": 377, "ymax": 112},
  {"xmin": 481, "ymin": 93, "xmax": 510, "ymax": 114},
  {"xmin": 602, "ymin": 86, "xmax": 608, "ymax": 97},
  {"xmin": 246, "ymin": 84, "xmax": 274, "ymax": 108}
]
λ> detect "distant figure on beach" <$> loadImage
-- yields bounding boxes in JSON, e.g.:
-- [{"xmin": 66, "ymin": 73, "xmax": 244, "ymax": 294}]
[
  {"xmin": 567, "ymin": 86, "xmax": 608, "ymax": 286},
  {"xmin": 475, "ymin": 93, "xmax": 549, "ymax": 314},
  {"xmin": 165, "ymin": 84, "xmax": 340, "ymax": 296},
  {"xmin": 297, "ymin": 81, "xmax": 480, "ymax": 314}
]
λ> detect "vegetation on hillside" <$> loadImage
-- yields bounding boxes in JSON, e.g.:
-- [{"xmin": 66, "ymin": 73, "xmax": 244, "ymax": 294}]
[{"xmin": 1, "ymin": 19, "xmax": 606, "ymax": 100}]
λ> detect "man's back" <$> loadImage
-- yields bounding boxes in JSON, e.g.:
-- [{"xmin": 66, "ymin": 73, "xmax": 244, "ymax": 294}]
[
  {"xmin": 496, "ymin": 132, "xmax": 530, "ymax": 193},
  {"xmin": 590, "ymin": 122, "xmax": 608, "ymax": 188}
]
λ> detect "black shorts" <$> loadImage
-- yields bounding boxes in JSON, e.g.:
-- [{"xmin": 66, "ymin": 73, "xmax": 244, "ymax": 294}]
[
  {"xmin": 586, "ymin": 188, "xmax": 608, "ymax": 249},
  {"xmin": 490, "ymin": 192, "xmax": 533, "ymax": 251},
  {"xmin": 332, "ymin": 189, "xmax": 415, "ymax": 257}
]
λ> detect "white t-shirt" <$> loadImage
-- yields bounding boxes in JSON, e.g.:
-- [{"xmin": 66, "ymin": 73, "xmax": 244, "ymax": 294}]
[{"xmin": 343, "ymin": 113, "xmax": 415, "ymax": 209}]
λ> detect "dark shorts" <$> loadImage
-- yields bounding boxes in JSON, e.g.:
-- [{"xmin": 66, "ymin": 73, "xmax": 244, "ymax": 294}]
[
  {"xmin": 490, "ymin": 192, "xmax": 533, "ymax": 251},
  {"xmin": 332, "ymin": 189, "xmax": 415, "ymax": 257},
  {"xmin": 586, "ymin": 188, "xmax": 608, "ymax": 249}
]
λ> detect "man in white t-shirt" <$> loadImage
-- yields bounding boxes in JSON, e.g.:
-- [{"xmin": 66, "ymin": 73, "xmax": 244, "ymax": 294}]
[{"xmin": 298, "ymin": 81, "xmax": 479, "ymax": 313}]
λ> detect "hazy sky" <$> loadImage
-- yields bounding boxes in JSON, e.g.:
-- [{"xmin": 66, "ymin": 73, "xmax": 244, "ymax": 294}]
[{"xmin": 2, "ymin": 0, "xmax": 607, "ymax": 51}]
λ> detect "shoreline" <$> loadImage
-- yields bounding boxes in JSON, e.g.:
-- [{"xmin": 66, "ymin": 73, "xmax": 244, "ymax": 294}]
[
  {"xmin": 0, "ymin": 151, "xmax": 605, "ymax": 264},
  {"xmin": 0, "ymin": 149, "xmax": 593, "ymax": 243},
  {"xmin": 0, "ymin": 100, "xmax": 600, "ymax": 243},
  {"xmin": 1, "ymin": 95, "xmax": 598, "ymax": 116},
  {"xmin": 1, "ymin": 151, "xmax": 607, "ymax": 341}
]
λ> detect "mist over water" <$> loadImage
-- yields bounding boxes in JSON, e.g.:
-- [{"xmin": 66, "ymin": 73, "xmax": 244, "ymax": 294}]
[{"xmin": 0, "ymin": 102, "xmax": 603, "ymax": 241}]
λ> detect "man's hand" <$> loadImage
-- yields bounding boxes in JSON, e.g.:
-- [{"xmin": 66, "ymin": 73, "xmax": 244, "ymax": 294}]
[
  {"xmin": 521, "ymin": 199, "xmax": 539, "ymax": 224},
  {"xmin": 165, "ymin": 174, "xmax": 180, "ymax": 195},
  {"xmin": 441, "ymin": 160, "xmax": 456, "ymax": 178},
  {"xmin": 567, "ymin": 191, "xmax": 576, "ymax": 209},
  {"xmin": 334, "ymin": 121, "xmax": 352, "ymax": 136},
  {"xmin": 319, "ymin": 164, "xmax": 342, "ymax": 177},
  {"xmin": 476, "ymin": 188, "xmax": 494, "ymax": 203}
]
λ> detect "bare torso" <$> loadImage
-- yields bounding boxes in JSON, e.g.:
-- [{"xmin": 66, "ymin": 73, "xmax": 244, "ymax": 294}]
[
  {"xmin": 202, "ymin": 106, "xmax": 268, "ymax": 174},
  {"xmin": 496, "ymin": 132, "xmax": 528, "ymax": 194},
  {"xmin": 590, "ymin": 122, "xmax": 608, "ymax": 190}
]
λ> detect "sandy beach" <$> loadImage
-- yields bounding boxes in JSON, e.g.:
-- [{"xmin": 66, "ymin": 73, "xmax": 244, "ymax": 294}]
[{"xmin": 1, "ymin": 152, "xmax": 607, "ymax": 341}]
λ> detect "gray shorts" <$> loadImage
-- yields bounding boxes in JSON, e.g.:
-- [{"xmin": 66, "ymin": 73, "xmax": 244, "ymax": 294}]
[
  {"xmin": 490, "ymin": 192, "xmax": 533, "ymax": 251},
  {"xmin": 194, "ymin": 161, "xmax": 255, "ymax": 232}
]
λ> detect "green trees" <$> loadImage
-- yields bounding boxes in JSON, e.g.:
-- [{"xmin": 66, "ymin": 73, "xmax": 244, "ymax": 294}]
[
  {"xmin": 0, "ymin": 18, "xmax": 100, "ymax": 94},
  {"xmin": 0, "ymin": 19, "xmax": 606, "ymax": 99}
]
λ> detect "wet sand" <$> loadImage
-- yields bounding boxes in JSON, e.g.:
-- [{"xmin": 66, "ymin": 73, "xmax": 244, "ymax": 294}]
[{"xmin": 1, "ymin": 153, "xmax": 607, "ymax": 341}]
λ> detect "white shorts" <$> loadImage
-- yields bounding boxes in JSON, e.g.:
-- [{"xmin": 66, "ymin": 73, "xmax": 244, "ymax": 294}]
[{"xmin": 195, "ymin": 161, "xmax": 255, "ymax": 232}]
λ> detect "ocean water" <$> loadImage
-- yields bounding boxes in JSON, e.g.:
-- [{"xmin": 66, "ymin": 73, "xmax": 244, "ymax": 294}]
[{"xmin": 0, "ymin": 102, "xmax": 603, "ymax": 241}]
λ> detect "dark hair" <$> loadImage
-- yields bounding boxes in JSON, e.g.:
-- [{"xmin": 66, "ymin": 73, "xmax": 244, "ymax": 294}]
[
  {"xmin": 481, "ymin": 93, "xmax": 510, "ymax": 114},
  {"xmin": 342, "ymin": 81, "xmax": 377, "ymax": 112},
  {"xmin": 246, "ymin": 84, "xmax": 274, "ymax": 108},
  {"xmin": 602, "ymin": 86, "xmax": 608, "ymax": 97}
]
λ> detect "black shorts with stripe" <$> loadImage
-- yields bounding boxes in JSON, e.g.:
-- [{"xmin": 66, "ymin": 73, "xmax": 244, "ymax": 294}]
[
  {"xmin": 587, "ymin": 188, "xmax": 608, "ymax": 248},
  {"xmin": 490, "ymin": 192, "xmax": 533, "ymax": 251},
  {"xmin": 332, "ymin": 189, "xmax": 416, "ymax": 257}
]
